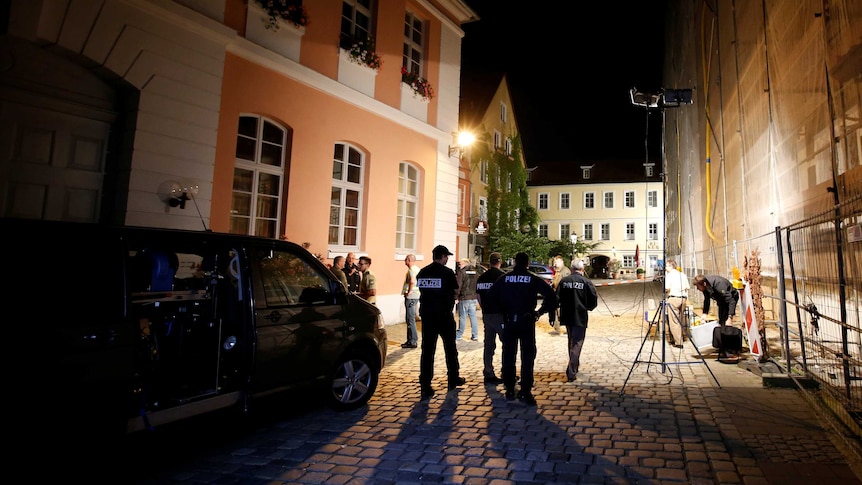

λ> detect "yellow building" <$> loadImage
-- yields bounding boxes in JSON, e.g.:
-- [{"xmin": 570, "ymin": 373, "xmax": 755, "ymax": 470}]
[{"xmin": 527, "ymin": 160, "xmax": 664, "ymax": 279}]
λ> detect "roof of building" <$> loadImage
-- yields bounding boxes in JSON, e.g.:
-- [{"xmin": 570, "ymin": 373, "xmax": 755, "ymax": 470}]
[{"xmin": 526, "ymin": 159, "xmax": 661, "ymax": 186}]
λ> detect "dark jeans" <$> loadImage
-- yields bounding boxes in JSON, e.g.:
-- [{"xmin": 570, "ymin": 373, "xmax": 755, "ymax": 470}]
[
  {"xmin": 502, "ymin": 314, "xmax": 537, "ymax": 392},
  {"xmin": 482, "ymin": 313, "xmax": 504, "ymax": 378},
  {"xmin": 419, "ymin": 312, "xmax": 460, "ymax": 390}
]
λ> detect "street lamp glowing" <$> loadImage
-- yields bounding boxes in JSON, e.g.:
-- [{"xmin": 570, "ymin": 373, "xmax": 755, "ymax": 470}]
[{"xmin": 448, "ymin": 131, "xmax": 476, "ymax": 158}]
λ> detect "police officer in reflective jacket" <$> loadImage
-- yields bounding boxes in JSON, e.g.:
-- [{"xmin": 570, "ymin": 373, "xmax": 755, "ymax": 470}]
[{"xmin": 488, "ymin": 252, "xmax": 558, "ymax": 405}]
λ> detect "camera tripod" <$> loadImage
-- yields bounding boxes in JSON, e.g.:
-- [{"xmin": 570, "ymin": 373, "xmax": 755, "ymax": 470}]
[{"xmin": 620, "ymin": 297, "xmax": 720, "ymax": 395}]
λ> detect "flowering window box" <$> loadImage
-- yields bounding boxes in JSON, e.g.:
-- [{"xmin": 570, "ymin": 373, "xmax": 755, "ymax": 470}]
[
  {"xmin": 246, "ymin": 1, "xmax": 305, "ymax": 62},
  {"xmin": 338, "ymin": 48, "xmax": 377, "ymax": 97},
  {"xmin": 400, "ymin": 82, "xmax": 428, "ymax": 121}
]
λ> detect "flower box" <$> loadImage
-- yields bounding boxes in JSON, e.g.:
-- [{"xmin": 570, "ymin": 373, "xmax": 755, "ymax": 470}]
[
  {"xmin": 338, "ymin": 48, "xmax": 377, "ymax": 97},
  {"xmin": 246, "ymin": 2, "xmax": 305, "ymax": 62},
  {"xmin": 400, "ymin": 82, "xmax": 428, "ymax": 121}
]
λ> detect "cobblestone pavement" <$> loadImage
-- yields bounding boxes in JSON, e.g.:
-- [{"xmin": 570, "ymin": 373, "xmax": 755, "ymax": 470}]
[{"xmin": 124, "ymin": 280, "xmax": 861, "ymax": 484}]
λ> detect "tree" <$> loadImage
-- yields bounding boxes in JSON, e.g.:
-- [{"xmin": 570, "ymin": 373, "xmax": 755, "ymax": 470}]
[{"xmin": 471, "ymin": 132, "xmax": 535, "ymax": 251}]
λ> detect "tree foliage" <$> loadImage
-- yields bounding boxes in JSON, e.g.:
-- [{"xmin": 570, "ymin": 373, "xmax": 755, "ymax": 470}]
[{"xmin": 467, "ymin": 130, "xmax": 605, "ymax": 265}]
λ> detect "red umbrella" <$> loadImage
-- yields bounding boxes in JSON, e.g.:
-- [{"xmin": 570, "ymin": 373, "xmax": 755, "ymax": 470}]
[{"xmin": 634, "ymin": 244, "xmax": 640, "ymax": 267}]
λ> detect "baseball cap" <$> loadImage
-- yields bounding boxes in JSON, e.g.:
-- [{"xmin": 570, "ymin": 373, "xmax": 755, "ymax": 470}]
[
  {"xmin": 489, "ymin": 252, "xmax": 502, "ymax": 264},
  {"xmin": 432, "ymin": 245, "xmax": 453, "ymax": 258}
]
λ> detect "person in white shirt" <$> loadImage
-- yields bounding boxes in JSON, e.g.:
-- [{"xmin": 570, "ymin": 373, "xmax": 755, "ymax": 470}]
[{"xmin": 664, "ymin": 259, "xmax": 690, "ymax": 347}]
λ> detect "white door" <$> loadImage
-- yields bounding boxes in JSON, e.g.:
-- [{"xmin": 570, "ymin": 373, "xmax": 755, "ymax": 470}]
[{"xmin": 0, "ymin": 99, "xmax": 112, "ymax": 221}]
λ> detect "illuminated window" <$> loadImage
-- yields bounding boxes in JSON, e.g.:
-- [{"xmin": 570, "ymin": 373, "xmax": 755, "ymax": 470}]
[
  {"xmin": 330, "ymin": 142, "xmax": 365, "ymax": 248},
  {"xmin": 396, "ymin": 162, "xmax": 419, "ymax": 251},
  {"xmin": 232, "ymin": 115, "xmax": 286, "ymax": 238}
]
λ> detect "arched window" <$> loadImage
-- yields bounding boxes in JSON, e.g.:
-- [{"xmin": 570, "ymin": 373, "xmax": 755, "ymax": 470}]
[
  {"xmin": 231, "ymin": 115, "xmax": 286, "ymax": 238},
  {"xmin": 330, "ymin": 142, "xmax": 365, "ymax": 248},
  {"xmin": 396, "ymin": 162, "xmax": 419, "ymax": 250}
]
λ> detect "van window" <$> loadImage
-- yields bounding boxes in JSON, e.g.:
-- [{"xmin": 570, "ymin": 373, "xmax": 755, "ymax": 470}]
[{"xmin": 255, "ymin": 249, "xmax": 332, "ymax": 307}]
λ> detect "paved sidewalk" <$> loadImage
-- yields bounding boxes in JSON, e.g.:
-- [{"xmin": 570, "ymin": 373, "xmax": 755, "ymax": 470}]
[{"xmin": 133, "ymin": 281, "xmax": 862, "ymax": 484}]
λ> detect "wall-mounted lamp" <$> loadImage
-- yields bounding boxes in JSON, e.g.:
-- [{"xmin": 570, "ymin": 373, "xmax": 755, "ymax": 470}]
[
  {"xmin": 158, "ymin": 180, "xmax": 198, "ymax": 209},
  {"xmin": 448, "ymin": 131, "xmax": 476, "ymax": 158}
]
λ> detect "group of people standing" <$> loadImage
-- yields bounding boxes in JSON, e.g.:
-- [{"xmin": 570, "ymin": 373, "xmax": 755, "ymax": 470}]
[
  {"xmin": 406, "ymin": 246, "xmax": 598, "ymax": 406},
  {"xmin": 330, "ymin": 252, "xmax": 375, "ymax": 303},
  {"xmin": 335, "ymin": 248, "xmax": 742, "ymax": 405}
]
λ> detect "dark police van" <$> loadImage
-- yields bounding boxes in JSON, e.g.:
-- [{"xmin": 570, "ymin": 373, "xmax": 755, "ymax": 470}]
[{"xmin": 3, "ymin": 218, "xmax": 387, "ymax": 442}]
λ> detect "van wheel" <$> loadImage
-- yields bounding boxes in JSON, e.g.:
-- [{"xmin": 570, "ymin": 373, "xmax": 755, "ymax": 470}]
[{"xmin": 328, "ymin": 352, "xmax": 379, "ymax": 410}]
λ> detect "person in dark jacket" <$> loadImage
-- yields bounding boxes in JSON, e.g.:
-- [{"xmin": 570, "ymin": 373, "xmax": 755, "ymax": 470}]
[
  {"xmin": 488, "ymin": 252, "xmax": 557, "ymax": 405},
  {"xmin": 416, "ymin": 245, "xmax": 465, "ymax": 400},
  {"xmin": 556, "ymin": 260, "xmax": 598, "ymax": 382},
  {"xmin": 693, "ymin": 274, "xmax": 739, "ymax": 327},
  {"xmin": 475, "ymin": 251, "xmax": 506, "ymax": 384}
]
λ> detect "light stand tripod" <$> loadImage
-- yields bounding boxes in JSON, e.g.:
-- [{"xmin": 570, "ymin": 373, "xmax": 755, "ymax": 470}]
[
  {"xmin": 619, "ymin": 296, "xmax": 720, "ymax": 394},
  {"xmin": 619, "ymin": 88, "xmax": 716, "ymax": 395}
]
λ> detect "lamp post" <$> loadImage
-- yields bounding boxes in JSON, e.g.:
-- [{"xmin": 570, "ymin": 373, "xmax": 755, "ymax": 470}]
[{"xmin": 569, "ymin": 231, "xmax": 578, "ymax": 265}]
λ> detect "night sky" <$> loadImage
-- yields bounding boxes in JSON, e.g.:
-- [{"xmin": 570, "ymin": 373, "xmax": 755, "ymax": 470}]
[{"xmin": 460, "ymin": 1, "xmax": 667, "ymax": 165}]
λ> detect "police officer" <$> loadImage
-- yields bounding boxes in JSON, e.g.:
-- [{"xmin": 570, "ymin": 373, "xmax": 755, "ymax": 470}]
[
  {"xmin": 488, "ymin": 252, "xmax": 557, "ymax": 405},
  {"xmin": 476, "ymin": 251, "xmax": 506, "ymax": 384},
  {"xmin": 416, "ymin": 245, "xmax": 465, "ymax": 400},
  {"xmin": 556, "ymin": 260, "xmax": 598, "ymax": 382}
]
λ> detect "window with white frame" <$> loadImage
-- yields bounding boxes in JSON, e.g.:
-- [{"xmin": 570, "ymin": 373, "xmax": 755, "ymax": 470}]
[
  {"xmin": 538, "ymin": 193, "xmax": 549, "ymax": 210},
  {"xmin": 505, "ymin": 138, "xmax": 512, "ymax": 156},
  {"xmin": 560, "ymin": 223, "xmax": 570, "ymax": 240},
  {"xmin": 329, "ymin": 142, "xmax": 365, "ymax": 248},
  {"xmin": 648, "ymin": 222, "xmax": 658, "ymax": 240},
  {"xmin": 600, "ymin": 223, "xmax": 610, "ymax": 240},
  {"xmin": 232, "ymin": 115, "xmax": 286, "ymax": 238},
  {"xmin": 625, "ymin": 222, "xmax": 635, "ymax": 240},
  {"xmin": 340, "ymin": 0, "xmax": 374, "ymax": 48},
  {"xmin": 645, "ymin": 163, "xmax": 654, "ymax": 177},
  {"xmin": 625, "ymin": 190, "xmax": 635, "ymax": 208},
  {"xmin": 403, "ymin": 10, "xmax": 425, "ymax": 77},
  {"xmin": 396, "ymin": 162, "xmax": 419, "ymax": 250},
  {"xmin": 538, "ymin": 224, "xmax": 548, "ymax": 238},
  {"xmin": 648, "ymin": 190, "xmax": 658, "ymax": 207},
  {"xmin": 603, "ymin": 191, "xmax": 614, "ymax": 209},
  {"xmin": 479, "ymin": 196, "xmax": 487, "ymax": 220},
  {"xmin": 584, "ymin": 192, "xmax": 595, "ymax": 209},
  {"xmin": 623, "ymin": 255, "xmax": 634, "ymax": 268},
  {"xmin": 480, "ymin": 159, "xmax": 488, "ymax": 184},
  {"xmin": 583, "ymin": 223, "xmax": 593, "ymax": 240},
  {"xmin": 581, "ymin": 166, "xmax": 592, "ymax": 179},
  {"xmin": 493, "ymin": 130, "xmax": 501, "ymax": 149},
  {"xmin": 500, "ymin": 102, "xmax": 508, "ymax": 123},
  {"xmin": 560, "ymin": 192, "xmax": 570, "ymax": 209}
]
